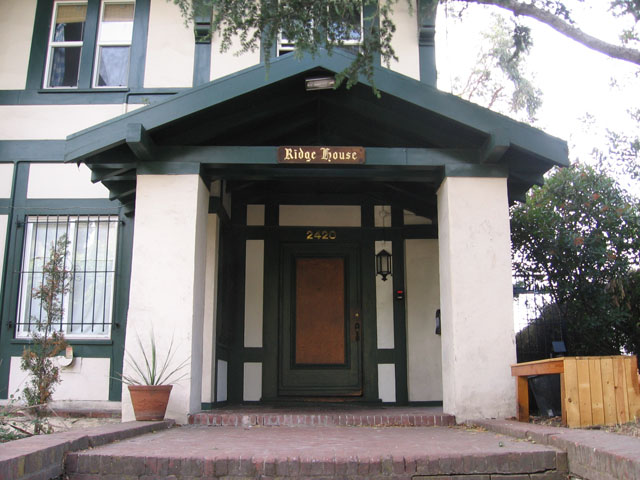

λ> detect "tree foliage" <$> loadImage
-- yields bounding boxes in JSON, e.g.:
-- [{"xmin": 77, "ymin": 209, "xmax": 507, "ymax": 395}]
[
  {"xmin": 451, "ymin": 14, "xmax": 542, "ymax": 122},
  {"xmin": 172, "ymin": 0, "xmax": 640, "ymax": 91},
  {"xmin": 511, "ymin": 164, "xmax": 640, "ymax": 355},
  {"xmin": 20, "ymin": 236, "xmax": 70, "ymax": 434}
]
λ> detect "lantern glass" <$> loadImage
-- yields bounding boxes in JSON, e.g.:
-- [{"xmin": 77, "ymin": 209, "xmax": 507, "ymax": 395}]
[{"xmin": 376, "ymin": 249, "xmax": 392, "ymax": 281}]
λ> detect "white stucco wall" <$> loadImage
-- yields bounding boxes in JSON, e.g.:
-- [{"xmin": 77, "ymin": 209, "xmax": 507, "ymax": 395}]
[
  {"xmin": 0, "ymin": 164, "xmax": 13, "ymax": 197},
  {"xmin": 405, "ymin": 238, "xmax": 442, "ymax": 402},
  {"xmin": 375, "ymin": 241, "xmax": 394, "ymax": 349},
  {"xmin": 211, "ymin": 33, "xmax": 261, "ymax": 81},
  {"xmin": 279, "ymin": 205, "xmax": 361, "ymax": 227},
  {"xmin": 0, "ymin": 105, "xmax": 126, "ymax": 140},
  {"xmin": 8, "ymin": 356, "xmax": 110, "ymax": 401},
  {"xmin": 437, "ymin": 176, "xmax": 516, "ymax": 421},
  {"xmin": 0, "ymin": 0, "xmax": 36, "ymax": 90},
  {"xmin": 243, "ymin": 362, "xmax": 262, "ymax": 401},
  {"xmin": 244, "ymin": 240, "xmax": 264, "ymax": 348},
  {"xmin": 378, "ymin": 364, "xmax": 396, "ymax": 403},
  {"xmin": 27, "ymin": 164, "xmax": 109, "ymax": 199},
  {"xmin": 144, "ymin": 0, "xmax": 194, "ymax": 88},
  {"xmin": 123, "ymin": 174, "xmax": 209, "ymax": 424},
  {"xmin": 388, "ymin": 1, "xmax": 420, "ymax": 80},
  {"xmin": 202, "ymin": 213, "xmax": 220, "ymax": 404}
]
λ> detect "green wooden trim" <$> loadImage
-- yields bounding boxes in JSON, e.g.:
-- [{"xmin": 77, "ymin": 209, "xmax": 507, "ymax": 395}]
[
  {"xmin": 390, "ymin": 206, "xmax": 408, "ymax": 405},
  {"xmin": 360, "ymin": 200, "xmax": 379, "ymax": 401},
  {"xmin": 0, "ymin": 141, "xmax": 66, "ymax": 162},
  {"xmin": 241, "ymin": 348, "xmax": 263, "ymax": 363},
  {"xmin": 261, "ymin": 201, "xmax": 279, "ymax": 401},
  {"xmin": 129, "ymin": 0, "xmax": 151, "ymax": 89},
  {"xmin": 376, "ymin": 349, "xmax": 395, "ymax": 364},
  {"xmin": 418, "ymin": 0, "xmax": 437, "ymax": 87},
  {"xmin": 77, "ymin": 0, "xmax": 101, "ymax": 90},
  {"xmin": 0, "ymin": 89, "xmax": 182, "ymax": 105},
  {"xmin": 408, "ymin": 400, "xmax": 443, "ymax": 407},
  {"xmin": 363, "ymin": 2, "xmax": 381, "ymax": 68},
  {"xmin": 193, "ymin": 43, "xmax": 212, "ymax": 87},
  {"xmin": 25, "ymin": 0, "xmax": 54, "ymax": 91}
]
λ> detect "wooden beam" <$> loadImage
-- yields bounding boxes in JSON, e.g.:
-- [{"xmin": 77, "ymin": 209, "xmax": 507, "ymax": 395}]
[
  {"xmin": 126, "ymin": 123, "xmax": 157, "ymax": 161},
  {"xmin": 479, "ymin": 130, "xmax": 510, "ymax": 164}
]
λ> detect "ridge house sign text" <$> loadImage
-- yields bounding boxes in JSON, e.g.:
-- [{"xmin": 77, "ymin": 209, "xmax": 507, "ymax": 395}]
[{"xmin": 278, "ymin": 146, "xmax": 365, "ymax": 164}]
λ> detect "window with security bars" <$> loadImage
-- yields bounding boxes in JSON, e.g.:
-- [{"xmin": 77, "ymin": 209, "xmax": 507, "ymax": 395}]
[{"xmin": 16, "ymin": 215, "xmax": 118, "ymax": 339}]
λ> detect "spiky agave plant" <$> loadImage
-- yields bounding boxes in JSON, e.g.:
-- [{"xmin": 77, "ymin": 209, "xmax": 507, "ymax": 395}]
[{"xmin": 120, "ymin": 332, "xmax": 189, "ymax": 385}]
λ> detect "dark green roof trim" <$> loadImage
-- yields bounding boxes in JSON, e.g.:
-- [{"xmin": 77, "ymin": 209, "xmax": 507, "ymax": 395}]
[{"xmin": 65, "ymin": 48, "xmax": 568, "ymax": 167}]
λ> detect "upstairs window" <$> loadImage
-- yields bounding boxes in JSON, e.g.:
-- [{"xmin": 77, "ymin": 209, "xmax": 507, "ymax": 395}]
[
  {"xmin": 94, "ymin": 2, "xmax": 135, "ymax": 87},
  {"xmin": 43, "ymin": 0, "xmax": 135, "ymax": 89},
  {"xmin": 44, "ymin": 2, "xmax": 88, "ymax": 88}
]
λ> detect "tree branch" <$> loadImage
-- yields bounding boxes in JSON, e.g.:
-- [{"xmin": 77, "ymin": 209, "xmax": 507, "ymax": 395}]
[{"xmin": 453, "ymin": 0, "xmax": 640, "ymax": 66}]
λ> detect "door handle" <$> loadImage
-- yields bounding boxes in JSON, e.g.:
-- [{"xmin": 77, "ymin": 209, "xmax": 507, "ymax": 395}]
[{"xmin": 354, "ymin": 322, "xmax": 360, "ymax": 341}]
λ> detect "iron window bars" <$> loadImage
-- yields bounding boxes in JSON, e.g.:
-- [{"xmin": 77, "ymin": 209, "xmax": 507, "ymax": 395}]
[{"xmin": 16, "ymin": 215, "xmax": 118, "ymax": 339}]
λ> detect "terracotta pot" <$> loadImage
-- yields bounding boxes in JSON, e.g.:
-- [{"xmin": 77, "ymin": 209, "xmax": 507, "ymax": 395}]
[{"xmin": 128, "ymin": 384, "xmax": 173, "ymax": 421}]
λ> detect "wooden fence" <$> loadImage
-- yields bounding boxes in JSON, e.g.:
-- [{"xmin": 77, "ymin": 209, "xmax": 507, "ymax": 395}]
[{"xmin": 512, "ymin": 355, "xmax": 640, "ymax": 428}]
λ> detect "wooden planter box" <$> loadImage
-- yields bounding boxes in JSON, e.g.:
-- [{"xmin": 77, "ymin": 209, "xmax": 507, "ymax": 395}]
[{"xmin": 511, "ymin": 355, "xmax": 640, "ymax": 428}]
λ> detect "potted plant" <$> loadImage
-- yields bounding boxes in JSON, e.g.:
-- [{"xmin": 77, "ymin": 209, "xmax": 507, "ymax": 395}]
[{"xmin": 120, "ymin": 333, "xmax": 189, "ymax": 421}]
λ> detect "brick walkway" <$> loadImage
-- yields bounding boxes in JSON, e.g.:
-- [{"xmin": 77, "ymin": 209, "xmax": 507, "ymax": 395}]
[{"xmin": 64, "ymin": 421, "xmax": 568, "ymax": 479}]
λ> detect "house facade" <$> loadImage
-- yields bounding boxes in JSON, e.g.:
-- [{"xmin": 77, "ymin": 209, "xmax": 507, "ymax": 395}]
[{"xmin": 0, "ymin": 0, "xmax": 568, "ymax": 424}]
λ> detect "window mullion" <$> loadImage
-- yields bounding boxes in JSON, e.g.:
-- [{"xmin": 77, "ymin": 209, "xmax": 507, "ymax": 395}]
[{"xmin": 77, "ymin": 0, "xmax": 101, "ymax": 89}]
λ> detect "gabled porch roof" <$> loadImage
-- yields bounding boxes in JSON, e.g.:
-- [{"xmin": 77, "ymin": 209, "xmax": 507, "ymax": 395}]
[{"xmin": 65, "ymin": 48, "xmax": 568, "ymax": 214}]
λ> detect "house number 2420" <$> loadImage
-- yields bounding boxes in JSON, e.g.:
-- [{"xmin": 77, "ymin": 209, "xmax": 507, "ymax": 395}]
[{"xmin": 306, "ymin": 230, "xmax": 337, "ymax": 240}]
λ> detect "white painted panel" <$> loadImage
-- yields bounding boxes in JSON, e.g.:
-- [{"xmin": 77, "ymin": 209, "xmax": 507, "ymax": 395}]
[
  {"xmin": 9, "ymin": 356, "xmax": 110, "ymax": 401},
  {"xmin": 279, "ymin": 205, "xmax": 361, "ymax": 227},
  {"xmin": 375, "ymin": 241, "xmax": 394, "ymax": 349},
  {"xmin": 437, "ymin": 177, "xmax": 516, "ymax": 421},
  {"xmin": 0, "ymin": 0, "xmax": 36, "ymax": 90},
  {"xmin": 244, "ymin": 240, "xmax": 264, "ymax": 347},
  {"xmin": 405, "ymin": 239, "xmax": 442, "ymax": 402},
  {"xmin": 0, "ymin": 215, "xmax": 8, "ymax": 298},
  {"xmin": 377, "ymin": 364, "xmax": 396, "ymax": 403},
  {"xmin": 27, "ymin": 164, "xmax": 109, "ymax": 199},
  {"xmin": 217, "ymin": 360, "xmax": 228, "ymax": 402},
  {"xmin": 0, "ymin": 164, "xmax": 14, "ymax": 198},
  {"xmin": 388, "ymin": 1, "xmax": 420, "ymax": 80},
  {"xmin": 403, "ymin": 210, "xmax": 432, "ymax": 225},
  {"xmin": 144, "ymin": 0, "xmax": 194, "ymax": 87},
  {"xmin": 247, "ymin": 204, "xmax": 265, "ymax": 226},
  {"xmin": 0, "ymin": 105, "xmax": 125, "ymax": 140},
  {"xmin": 202, "ymin": 214, "xmax": 220, "ymax": 403},
  {"xmin": 374, "ymin": 205, "xmax": 391, "ymax": 227},
  {"xmin": 211, "ymin": 33, "xmax": 261, "ymax": 80},
  {"xmin": 243, "ymin": 362, "xmax": 262, "ymax": 401}
]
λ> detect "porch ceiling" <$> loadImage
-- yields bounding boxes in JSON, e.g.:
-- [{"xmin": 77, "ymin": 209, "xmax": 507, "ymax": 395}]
[{"xmin": 64, "ymin": 49, "xmax": 568, "ymax": 214}]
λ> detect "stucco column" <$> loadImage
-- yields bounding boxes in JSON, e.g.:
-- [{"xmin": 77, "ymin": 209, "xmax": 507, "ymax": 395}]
[
  {"xmin": 437, "ymin": 176, "xmax": 516, "ymax": 421},
  {"xmin": 122, "ymin": 174, "xmax": 209, "ymax": 424}
]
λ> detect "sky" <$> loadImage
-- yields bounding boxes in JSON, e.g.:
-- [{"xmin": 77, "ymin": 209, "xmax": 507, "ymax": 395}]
[{"xmin": 434, "ymin": 1, "xmax": 639, "ymax": 177}]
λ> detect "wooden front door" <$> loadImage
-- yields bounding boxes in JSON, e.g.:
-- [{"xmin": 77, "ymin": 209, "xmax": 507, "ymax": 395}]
[{"xmin": 279, "ymin": 243, "xmax": 362, "ymax": 396}]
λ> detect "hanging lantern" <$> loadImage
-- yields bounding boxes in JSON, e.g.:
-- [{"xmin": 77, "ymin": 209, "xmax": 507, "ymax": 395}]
[{"xmin": 375, "ymin": 249, "xmax": 392, "ymax": 281}]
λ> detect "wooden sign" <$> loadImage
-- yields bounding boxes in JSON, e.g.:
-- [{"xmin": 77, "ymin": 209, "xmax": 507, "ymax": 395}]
[{"xmin": 278, "ymin": 146, "xmax": 365, "ymax": 164}]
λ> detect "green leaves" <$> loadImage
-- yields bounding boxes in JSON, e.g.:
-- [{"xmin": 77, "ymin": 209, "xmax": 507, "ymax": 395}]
[{"xmin": 511, "ymin": 164, "xmax": 640, "ymax": 356}]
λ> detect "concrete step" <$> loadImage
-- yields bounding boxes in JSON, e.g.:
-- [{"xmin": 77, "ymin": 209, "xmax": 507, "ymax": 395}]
[{"xmin": 64, "ymin": 424, "xmax": 569, "ymax": 479}]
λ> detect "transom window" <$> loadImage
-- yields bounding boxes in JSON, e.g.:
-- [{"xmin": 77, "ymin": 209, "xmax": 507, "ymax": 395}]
[
  {"xmin": 16, "ymin": 215, "xmax": 119, "ymax": 339},
  {"xmin": 43, "ymin": 0, "xmax": 135, "ymax": 89}
]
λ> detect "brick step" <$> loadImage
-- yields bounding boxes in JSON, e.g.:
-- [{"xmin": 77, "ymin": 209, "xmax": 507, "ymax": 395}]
[
  {"xmin": 64, "ymin": 425, "xmax": 569, "ymax": 479},
  {"xmin": 189, "ymin": 410, "xmax": 456, "ymax": 427}
]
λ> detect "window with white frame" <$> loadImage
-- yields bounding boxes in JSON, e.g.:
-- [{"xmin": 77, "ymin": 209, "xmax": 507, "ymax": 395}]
[
  {"xmin": 93, "ymin": 1, "xmax": 135, "ymax": 87},
  {"xmin": 16, "ymin": 215, "xmax": 119, "ymax": 339},
  {"xmin": 43, "ymin": 0, "xmax": 135, "ymax": 89},
  {"xmin": 44, "ymin": 2, "xmax": 88, "ymax": 88}
]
